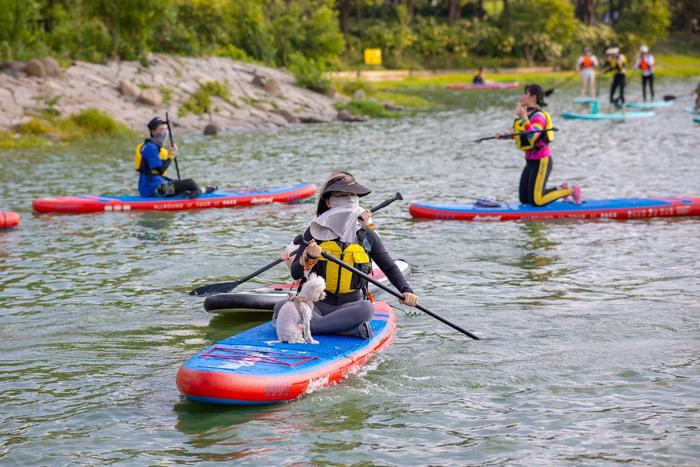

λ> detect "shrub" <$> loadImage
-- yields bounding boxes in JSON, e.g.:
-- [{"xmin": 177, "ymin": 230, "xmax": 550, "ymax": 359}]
[
  {"xmin": 288, "ymin": 53, "xmax": 330, "ymax": 94},
  {"xmin": 179, "ymin": 81, "xmax": 232, "ymax": 116},
  {"xmin": 337, "ymin": 99, "xmax": 399, "ymax": 119}
]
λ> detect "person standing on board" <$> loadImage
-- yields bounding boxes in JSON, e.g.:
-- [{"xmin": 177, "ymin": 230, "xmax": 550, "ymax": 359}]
[
  {"xmin": 601, "ymin": 47, "xmax": 627, "ymax": 109},
  {"xmin": 135, "ymin": 117, "xmax": 213, "ymax": 198},
  {"xmin": 634, "ymin": 45, "xmax": 655, "ymax": 102},
  {"xmin": 274, "ymin": 171, "xmax": 418, "ymax": 339},
  {"xmin": 576, "ymin": 47, "xmax": 599, "ymax": 99},
  {"xmin": 497, "ymin": 85, "xmax": 582, "ymax": 206}
]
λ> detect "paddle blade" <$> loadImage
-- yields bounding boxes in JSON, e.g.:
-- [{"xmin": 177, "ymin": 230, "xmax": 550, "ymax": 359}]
[
  {"xmin": 663, "ymin": 95, "xmax": 676, "ymax": 101},
  {"xmin": 544, "ymin": 88, "xmax": 555, "ymax": 96},
  {"xmin": 189, "ymin": 281, "xmax": 239, "ymax": 296}
]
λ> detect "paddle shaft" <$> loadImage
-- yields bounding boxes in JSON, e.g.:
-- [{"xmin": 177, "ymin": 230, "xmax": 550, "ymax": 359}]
[
  {"xmin": 165, "ymin": 112, "xmax": 181, "ymax": 181},
  {"xmin": 189, "ymin": 192, "xmax": 403, "ymax": 296},
  {"xmin": 545, "ymin": 72, "xmax": 578, "ymax": 96},
  {"xmin": 317, "ymin": 250, "xmax": 480, "ymax": 340},
  {"xmin": 473, "ymin": 127, "xmax": 559, "ymax": 143}
]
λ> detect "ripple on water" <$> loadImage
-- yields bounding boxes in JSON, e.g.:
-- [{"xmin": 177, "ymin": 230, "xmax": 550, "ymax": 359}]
[{"xmin": 1, "ymin": 81, "xmax": 699, "ymax": 464}]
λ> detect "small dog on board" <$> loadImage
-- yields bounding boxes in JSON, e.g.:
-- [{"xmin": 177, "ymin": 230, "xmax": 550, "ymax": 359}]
[{"xmin": 275, "ymin": 273, "xmax": 326, "ymax": 344}]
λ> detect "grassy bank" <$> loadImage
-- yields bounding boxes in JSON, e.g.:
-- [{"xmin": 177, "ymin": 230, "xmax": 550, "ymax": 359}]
[{"xmin": 0, "ymin": 109, "xmax": 135, "ymax": 150}]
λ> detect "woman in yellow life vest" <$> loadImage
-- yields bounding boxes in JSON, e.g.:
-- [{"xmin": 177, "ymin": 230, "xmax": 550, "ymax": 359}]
[
  {"xmin": 497, "ymin": 84, "xmax": 582, "ymax": 206},
  {"xmin": 136, "ymin": 117, "xmax": 208, "ymax": 198},
  {"xmin": 601, "ymin": 47, "xmax": 627, "ymax": 108},
  {"xmin": 275, "ymin": 172, "xmax": 418, "ymax": 339}
]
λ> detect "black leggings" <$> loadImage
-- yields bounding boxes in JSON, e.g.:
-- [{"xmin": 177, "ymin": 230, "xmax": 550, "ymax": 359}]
[
  {"xmin": 641, "ymin": 74, "xmax": 655, "ymax": 101},
  {"xmin": 519, "ymin": 157, "xmax": 570, "ymax": 207},
  {"xmin": 273, "ymin": 298, "xmax": 374, "ymax": 337},
  {"xmin": 156, "ymin": 179, "xmax": 200, "ymax": 197},
  {"xmin": 610, "ymin": 73, "xmax": 626, "ymax": 104}
]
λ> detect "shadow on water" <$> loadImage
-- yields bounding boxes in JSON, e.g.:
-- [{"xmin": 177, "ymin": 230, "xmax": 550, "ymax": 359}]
[{"xmin": 205, "ymin": 312, "xmax": 270, "ymax": 342}]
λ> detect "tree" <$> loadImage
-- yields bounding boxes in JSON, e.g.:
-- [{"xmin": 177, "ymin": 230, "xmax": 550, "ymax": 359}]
[{"xmin": 616, "ymin": 0, "xmax": 670, "ymax": 47}]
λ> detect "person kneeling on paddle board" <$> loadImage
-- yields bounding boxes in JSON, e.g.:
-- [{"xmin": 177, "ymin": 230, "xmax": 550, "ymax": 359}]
[
  {"xmin": 472, "ymin": 67, "xmax": 485, "ymax": 85},
  {"xmin": 274, "ymin": 171, "xmax": 418, "ymax": 339},
  {"xmin": 135, "ymin": 117, "xmax": 209, "ymax": 198},
  {"xmin": 497, "ymin": 84, "xmax": 582, "ymax": 206}
]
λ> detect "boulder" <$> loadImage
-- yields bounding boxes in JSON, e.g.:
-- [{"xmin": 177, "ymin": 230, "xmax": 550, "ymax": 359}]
[
  {"xmin": 352, "ymin": 89, "xmax": 366, "ymax": 100},
  {"xmin": 203, "ymin": 123, "xmax": 219, "ymax": 136},
  {"xmin": 25, "ymin": 59, "xmax": 46, "ymax": 78},
  {"xmin": 251, "ymin": 74, "xmax": 265, "ymax": 88},
  {"xmin": 337, "ymin": 110, "xmax": 369, "ymax": 122},
  {"xmin": 0, "ymin": 61, "xmax": 26, "ymax": 76},
  {"xmin": 41, "ymin": 57, "xmax": 61, "ymax": 77},
  {"xmin": 263, "ymin": 78, "xmax": 282, "ymax": 95},
  {"xmin": 137, "ymin": 89, "xmax": 163, "ymax": 106},
  {"xmin": 273, "ymin": 109, "xmax": 299, "ymax": 124},
  {"xmin": 119, "ymin": 80, "xmax": 140, "ymax": 99},
  {"xmin": 325, "ymin": 85, "xmax": 337, "ymax": 98},
  {"xmin": 383, "ymin": 101, "xmax": 404, "ymax": 111}
]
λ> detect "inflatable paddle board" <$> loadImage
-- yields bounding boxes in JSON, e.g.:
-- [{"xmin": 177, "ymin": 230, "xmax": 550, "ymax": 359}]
[
  {"xmin": 0, "ymin": 211, "xmax": 20, "ymax": 229},
  {"xmin": 177, "ymin": 302, "xmax": 397, "ymax": 405},
  {"xmin": 409, "ymin": 197, "xmax": 700, "ymax": 221},
  {"xmin": 685, "ymin": 107, "xmax": 700, "ymax": 115},
  {"xmin": 561, "ymin": 111, "xmax": 655, "ymax": 121},
  {"xmin": 447, "ymin": 82, "xmax": 519, "ymax": 91},
  {"xmin": 32, "ymin": 183, "xmax": 316, "ymax": 214},
  {"xmin": 203, "ymin": 260, "xmax": 410, "ymax": 314},
  {"xmin": 574, "ymin": 97, "xmax": 598, "ymax": 105},
  {"xmin": 626, "ymin": 100, "xmax": 673, "ymax": 109}
]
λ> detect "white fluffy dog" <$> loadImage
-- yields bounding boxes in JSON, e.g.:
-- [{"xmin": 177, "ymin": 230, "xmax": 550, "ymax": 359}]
[{"xmin": 275, "ymin": 273, "xmax": 326, "ymax": 344}]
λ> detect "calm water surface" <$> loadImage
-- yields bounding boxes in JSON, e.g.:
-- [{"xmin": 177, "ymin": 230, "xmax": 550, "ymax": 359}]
[{"xmin": 1, "ymin": 80, "xmax": 699, "ymax": 465}]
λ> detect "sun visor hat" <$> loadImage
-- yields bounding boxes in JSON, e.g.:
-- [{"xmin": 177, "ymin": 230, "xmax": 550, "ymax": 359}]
[
  {"xmin": 147, "ymin": 117, "xmax": 167, "ymax": 131},
  {"xmin": 322, "ymin": 179, "xmax": 372, "ymax": 197}
]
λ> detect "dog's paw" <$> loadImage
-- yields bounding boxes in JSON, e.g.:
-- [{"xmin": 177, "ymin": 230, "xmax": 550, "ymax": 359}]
[{"xmin": 307, "ymin": 338, "xmax": 319, "ymax": 344}]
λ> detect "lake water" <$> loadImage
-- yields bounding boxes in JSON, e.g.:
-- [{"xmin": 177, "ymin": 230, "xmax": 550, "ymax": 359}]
[{"xmin": 1, "ymin": 79, "xmax": 699, "ymax": 465}]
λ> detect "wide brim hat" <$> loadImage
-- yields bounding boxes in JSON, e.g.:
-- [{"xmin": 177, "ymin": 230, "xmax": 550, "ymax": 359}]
[
  {"xmin": 605, "ymin": 47, "xmax": 619, "ymax": 55},
  {"xmin": 321, "ymin": 179, "xmax": 372, "ymax": 197}
]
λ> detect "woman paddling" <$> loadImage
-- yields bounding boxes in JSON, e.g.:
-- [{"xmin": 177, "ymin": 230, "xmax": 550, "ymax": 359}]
[
  {"xmin": 497, "ymin": 84, "xmax": 582, "ymax": 206},
  {"xmin": 601, "ymin": 47, "xmax": 627, "ymax": 109},
  {"xmin": 274, "ymin": 171, "xmax": 418, "ymax": 339},
  {"xmin": 634, "ymin": 45, "xmax": 655, "ymax": 102}
]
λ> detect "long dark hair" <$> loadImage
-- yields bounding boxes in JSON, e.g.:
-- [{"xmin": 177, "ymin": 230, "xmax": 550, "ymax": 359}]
[{"xmin": 316, "ymin": 171, "xmax": 356, "ymax": 216}]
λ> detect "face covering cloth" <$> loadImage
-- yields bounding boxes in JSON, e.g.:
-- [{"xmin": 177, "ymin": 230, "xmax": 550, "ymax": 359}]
[{"xmin": 310, "ymin": 195, "xmax": 364, "ymax": 244}]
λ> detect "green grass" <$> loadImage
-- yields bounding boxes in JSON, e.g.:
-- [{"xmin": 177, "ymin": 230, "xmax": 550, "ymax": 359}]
[
  {"xmin": 335, "ymin": 99, "xmax": 400, "ymax": 119},
  {"xmin": 1, "ymin": 108, "xmax": 134, "ymax": 150}
]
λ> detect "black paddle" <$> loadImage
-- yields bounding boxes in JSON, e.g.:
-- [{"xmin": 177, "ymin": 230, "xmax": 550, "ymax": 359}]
[
  {"xmin": 472, "ymin": 127, "xmax": 559, "ymax": 144},
  {"xmin": 165, "ymin": 112, "xmax": 181, "ymax": 181},
  {"xmin": 316, "ymin": 249, "xmax": 480, "ymax": 340},
  {"xmin": 663, "ymin": 95, "xmax": 676, "ymax": 101},
  {"xmin": 544, "ymin": 72, "xmax": 578, "ymax": 96},
  {"xmin": 188, "ymin": 192, "xmax": 404, "ymax": 296}
]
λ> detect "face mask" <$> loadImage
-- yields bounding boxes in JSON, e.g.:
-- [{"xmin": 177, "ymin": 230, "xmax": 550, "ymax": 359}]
[
  {"xmin": 152, "ymin": 131, "xmax": 168, "ymax": 146},
  {"xmin": 328, "ymin": 194, "xmax": 360, "ymax": 209}
]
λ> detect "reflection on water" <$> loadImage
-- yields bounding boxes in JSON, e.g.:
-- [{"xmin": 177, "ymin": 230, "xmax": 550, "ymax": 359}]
[{"xmin": 1, "ymin": 81, "xmax": 699, "ymax": 464}]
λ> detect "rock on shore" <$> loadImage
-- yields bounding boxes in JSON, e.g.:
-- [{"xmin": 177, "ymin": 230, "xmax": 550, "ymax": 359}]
[{"xmin": 0, "ymin": 54, "xmax": 339, "ymax": 133}]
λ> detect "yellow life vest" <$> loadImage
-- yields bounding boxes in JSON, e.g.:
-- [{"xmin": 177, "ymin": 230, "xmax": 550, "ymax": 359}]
[
  {"xmin": 513, "ymin": 109, "xmax": 554, "ymax": 151},
  {"xmin": 314, "ymin": 240, "xmax": 371, "ymax": 295},
  {"xmin": 134, "ymin": 141, "xmax": 170, "ymax": 175}
]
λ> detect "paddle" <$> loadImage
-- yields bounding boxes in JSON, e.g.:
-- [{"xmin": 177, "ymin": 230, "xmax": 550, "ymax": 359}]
[
  {"xmin": 188, "ymin": 192, "xmax": 404, "ymax": 296},
  {"xmin": 663, "ymin": 95, "xmax": 676, "ymax": 101},
  {"xmin": 544, "ymin": 72, "xmax": 578, "ymax": 97},
  {"xmin": 315, "ymin": 248, "xmax": 480, "ymax": 340},
  {"xmin": 472, "ymin": 127, "xmax": 559, "ymax": 144},
  {"xmin": 165, "ymin": 112, "xmax": 181, "ymax": 181}
]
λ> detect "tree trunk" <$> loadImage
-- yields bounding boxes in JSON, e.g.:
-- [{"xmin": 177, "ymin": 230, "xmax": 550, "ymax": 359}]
[
  {"xmin": 340, "ymin": 0, "xmax": 351, "ymax": 33},
  {"xmin": 448, "ymin": 0, "xmax": 461, "ymax": 24}
]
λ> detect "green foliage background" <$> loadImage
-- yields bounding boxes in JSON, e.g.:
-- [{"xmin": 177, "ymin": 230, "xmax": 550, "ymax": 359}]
[{"xmin": 0, "ymin": 0, "xmax": 687, "ymax": 70}]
